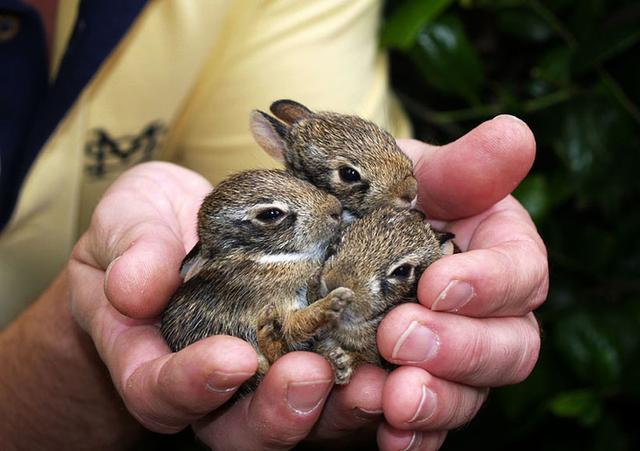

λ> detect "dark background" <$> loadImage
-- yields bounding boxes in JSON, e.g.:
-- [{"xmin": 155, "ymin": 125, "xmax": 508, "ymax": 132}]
[{"xmin": 383, "ymin": 0, "xmax": 640, "ymax": 449}]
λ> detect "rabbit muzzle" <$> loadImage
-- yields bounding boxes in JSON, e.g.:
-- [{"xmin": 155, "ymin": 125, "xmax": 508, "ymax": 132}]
[{"xmin": 391, "ymin": 175, "xmax": 418, "ymax": 210}]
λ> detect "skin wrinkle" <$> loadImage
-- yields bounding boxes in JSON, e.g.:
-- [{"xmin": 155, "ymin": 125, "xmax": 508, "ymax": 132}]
[
  {"xmin": 510, "ymin": 317, "xmax": 540, "ymax": 383},
  {"xmin": 461, "ymin": 389, "xmax": 484, "ymax": 426},
  {"xmin": 95, "ymin": 168, "xmax": 194, "ymax": 268},
  {"xmin": 485, "ymin": 239, "xmax": 547, "ymax": 310},
  {"xmin": 125, "ymin": 360, "xmax": 186, "ymax": 433},
  {"xmin": 53, "ymin": 100, "xmax": 545, "ymax": 446},
  {"xmin": 465, "ymin": 205, "xmax": 536, "ymax": 250},
  {"xmin": 443, "ymin": 196, "xmax": 539, "ymax": 252},
  {"xmin": 456, "ymin": 325, "xmax": 491, "ymax": 383}
]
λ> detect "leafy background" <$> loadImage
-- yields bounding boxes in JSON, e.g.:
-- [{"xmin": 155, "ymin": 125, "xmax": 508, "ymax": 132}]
[{"xmin": 383, "ymin": 0, "xmax": 640, "ymax": 449}]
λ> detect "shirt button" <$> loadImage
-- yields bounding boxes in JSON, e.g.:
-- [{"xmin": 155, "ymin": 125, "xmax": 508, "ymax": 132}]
[{"xmin": 0, "ymin": 14, "xmax": 20, "ymax": 42}]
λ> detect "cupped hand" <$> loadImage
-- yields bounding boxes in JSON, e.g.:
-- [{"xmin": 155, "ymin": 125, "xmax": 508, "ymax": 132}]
[
  {"xmin": 376, "ymin": 115, "xmax": 548, "ymax": 450},
  {"xmin": 67, "ymin": 162, "xmax": 385, "ymax": 449}
]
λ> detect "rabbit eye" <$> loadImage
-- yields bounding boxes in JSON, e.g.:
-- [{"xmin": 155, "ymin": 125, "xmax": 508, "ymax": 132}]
[
  {"xmin": 256, "ymin": 208, "xmax": 286, "ymax": 222},
  {"xmin": 390, "ymin": 264, "xmax": 414, "ymax": 279},
  {"xmin": 338, "ymin": 166, "xmax": 361, "ymax": 183}
]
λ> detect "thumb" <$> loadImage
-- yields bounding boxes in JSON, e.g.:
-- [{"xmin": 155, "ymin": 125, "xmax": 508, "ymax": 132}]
[
  {"xmin": 399, "ymin": 115, "xmax": 535, "ymax": 220},
  {"xmin": 72, "ymin": 162, "xmax": 211, "ymax": 319},
  {"xmin": 103, "ymin": 229, "xmax": 186, "ymax": 319}
]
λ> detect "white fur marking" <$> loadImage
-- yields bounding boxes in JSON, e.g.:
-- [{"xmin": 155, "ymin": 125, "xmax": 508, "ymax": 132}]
[
  {"xmin": 256, "ymin": 253, "xmax": 310, "ymax": 264},
  {"xmin": 255, "ymin": 242, "xmax": 327, "ymax": 265},
  {"xmin": 295, "ymin": 286, "xmax": 309, "ymax": 308},
  {"xmin": 342, "ymin": 210, "xmax": 356, "ymax": 223},
  {"xmin": 368, "ymin": 277, "xmax": 381, "ymax": 295}
]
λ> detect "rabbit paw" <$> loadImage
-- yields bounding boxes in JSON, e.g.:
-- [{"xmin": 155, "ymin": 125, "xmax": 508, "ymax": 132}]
[
  {"xmin": 327, "ymin": 287, "xmax": 354, "ymax": 314},
  {"xmin": 257, "ymin": 305, "xmax": 286, "ymax": 363},
  {"xmin": 328, "ymin": 346, "xmax": 354, "ymax": 385}
]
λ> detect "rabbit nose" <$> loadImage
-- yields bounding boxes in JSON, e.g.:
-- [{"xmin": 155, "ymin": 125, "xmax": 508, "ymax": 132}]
[
  {"xmin": 394, "ymin": 177, "xmax": 418, "ymax": 209},
  {"xmin": 394, "ymin": 194, "xmax": 418, "ymax": 210}
]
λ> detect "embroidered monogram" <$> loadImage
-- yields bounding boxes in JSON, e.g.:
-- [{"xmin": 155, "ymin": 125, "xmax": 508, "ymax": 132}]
[{"xmin": 84, "ymin": 121, "xmax": 166, "ymax": 177}]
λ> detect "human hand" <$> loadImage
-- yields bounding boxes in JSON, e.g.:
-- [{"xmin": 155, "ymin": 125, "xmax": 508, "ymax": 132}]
[
  {"xmin": 376, "ymin": 115, "xmax": 548, "ymax": 450},
  {"xmin": 68, "ymin": 162, "xmax": 388, "ymax": 449}
]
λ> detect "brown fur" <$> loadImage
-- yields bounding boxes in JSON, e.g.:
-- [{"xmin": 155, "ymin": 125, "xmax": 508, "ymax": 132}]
[
  {"xmin": 160, "ymin": 169, "xmax": 349, "ymax": 395},
  {"xmin": 162, "ymin": 102, "xmax": 440, "ymax": 394},
  {"xmin": 251, "ymin": 99, "xmax": 418, "ymax": 219},
  {"xmin": 316, "ymin": 208, "xmax": 452, "ymax": 383}
]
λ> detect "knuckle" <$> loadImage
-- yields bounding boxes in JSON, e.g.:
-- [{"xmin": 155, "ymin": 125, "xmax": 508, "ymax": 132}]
[
  {"xmin": 510, "ymin": 320, "xmax": 541, "ymax": 384},
  {"xmin": 258, "ymin": 428, "xmax": 306, "ymax": 450},
  {"xmin": 437, "ymin": 386, "xmax": 487, "ymax": 430},
  {"xmin": 490, "ymin": 239, "xmax": 550, "ymax": 315},
  {"xmin": 455, "ymin": 331, "xmax": 489, "ymax": 383},
  {"xmin": 528, "ymin": 255, "xmax": 549, "ymax": 312},
  {"xmin": 457, "ymin": 390, "xmax": 486, "ymax": 427},
  {"xmin": 132, "ymin": 410, "xmax": 184, "ymax": 434}
]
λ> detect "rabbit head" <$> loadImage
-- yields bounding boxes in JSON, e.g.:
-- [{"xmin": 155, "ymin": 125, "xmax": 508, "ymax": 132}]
[
  {"xmin": 197, "ymin": 169, "xmax": 342, "ymax": 261},
  {"xmin": 250, "ymin": 100, "xmax": 417, "ymax": 220},
  {"xmin": 319, "ymin": 208, "xmax": 454, "ymax": 323}
]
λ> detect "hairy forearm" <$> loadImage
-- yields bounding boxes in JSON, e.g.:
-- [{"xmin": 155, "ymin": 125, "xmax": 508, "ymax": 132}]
[{"xmin": 0, "ymin": 270, "xmax": 144, "ymax": 450}]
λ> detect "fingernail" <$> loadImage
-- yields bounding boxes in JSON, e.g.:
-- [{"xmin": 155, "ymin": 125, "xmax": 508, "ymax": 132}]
[
  {"xmin": 494, "ymin": 113, "xmax": 526, "ymax": 126},
  {"xmin": 400, "ymin": 431, "xmax": 423, "ymax": 451},
  {"xmin": 431, "ymin": 280, "xmax": 475, "ymax": 312},
  {"xmin": 104, "ymin": 256, "xmax": 121, "ymax": 292},
  {"xmin": 407, "ymin": 384, "xmax": 437, "ymax": 423},
  {"xmin": 391, "ymin": 321, "xmax": 439, "ymax": 363},
  {"xmin": 206, "ymin": 371, "xmax": 254, "ymax": 393},
  {"xmin": 286, "ymin": 379, "xmax": 332, "ymax": 414}
]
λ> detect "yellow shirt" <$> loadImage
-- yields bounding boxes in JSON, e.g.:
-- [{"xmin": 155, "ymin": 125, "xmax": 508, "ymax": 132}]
[{"xmin": 0, "ymin": 0, "xmax": 410, "ymax": 328}]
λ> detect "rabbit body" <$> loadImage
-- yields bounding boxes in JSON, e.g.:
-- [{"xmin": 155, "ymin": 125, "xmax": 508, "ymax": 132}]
[
  {"xmin": 162, "ymin": 102, "xmax": 449, "ymax": 390},
  {"xmin": 314, "ymin": 208, "xmax": 452, "ymax": 382},
  {"xmin": 160, "ymin": 169, "xmax": 350, "ymax": 392}
]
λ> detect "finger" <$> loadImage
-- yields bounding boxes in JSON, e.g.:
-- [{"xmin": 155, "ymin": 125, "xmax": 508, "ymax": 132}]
[
  {"xmin": 377, "ymin": 303, "xmax": 540, "ymax": 386},
  {"xmin": 307, "ymin": 364, "xmax": 387, "ymax": 441},
  {"xmin": 124, "ymin": 336, "xmax": 258, "ymax": 431},
  {"xmin": 383, "ymin": 366, "xmax": 488, "ymax": 431},
  {"xmin": 195, "ymin": 352, "xmax": 334, "ymax": 451},
  {"xmin": 72, "ymin": 161, "xmax": 211, "ymax": 318},
  {"xmin": 419, "ymin": 196, "xmax": 549, "ymax": 317},
  {"xmin": 398, "ymin": 114, "xmax": 535, "ymax": 220},
  {"xmin": 377, "ymin": 423, "xmax": 447, "ymax": 451},
  {"xmin": 68, "ymin": 261, "xmax": 257, "ymax": 432}
]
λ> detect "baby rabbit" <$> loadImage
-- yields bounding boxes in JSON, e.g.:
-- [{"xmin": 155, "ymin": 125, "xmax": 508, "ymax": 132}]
[
  {"xmin": 250, "ymin": 99, "xmax": 418, "ymax": 221},
  {"xmin": 180, "ymin": 101, "xmax": 419, "ymax": 287},
  {"xmin": 160, "ymin": 169, "xmax": 353, "ymax": 393},
  {"xmin": 260, "ymin": 208, "xmax": 454, "ymax": 384}
]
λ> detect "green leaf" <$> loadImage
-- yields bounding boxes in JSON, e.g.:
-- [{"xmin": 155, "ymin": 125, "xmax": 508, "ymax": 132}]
[
  {"xmin": 553, "ymin": 312, "xmax": 622, "ymax": 386},
  {"xmin": 513, "ymin": 174, "xmax": 550, "ymax": 221},
  {"xmin": 380, "ymin": 0, "xmax": 454, "ymax": 49},
  {"xmin": 549, "ymin": 389, "xmax": 603, "ymax": 426},
  {"xmin": 533, "ymin": 47, "xmax": 572, "ymax": 87},
  {"xmin": 552, "ymin": 100, "xmax": 609, "ymax": 180},
  {"xmin": 572, "ymin": 24, "xmax": 640, "ymax": 74},
  {"xmin": 409, "ymin": 15, "xmax": 484, "ymax": 104},
  {"xmin": 496, "ymin": 8, "xmax": 553, "ymax": 42}
]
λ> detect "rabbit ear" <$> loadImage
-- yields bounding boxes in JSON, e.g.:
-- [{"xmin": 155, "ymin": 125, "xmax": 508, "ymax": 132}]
[
  {"xmin": 408, "ymin": 209, "xmax": 426, "ymax": 221},
  {"xmin": 435, "ymin": 231, "xmax": 456, "ymax": 256},
  {"xmin": 180, "ymin": 241, "xmax": 208, "ymax": 281},
  {"xmin": 270, "ymin": 99, "xmax": 314, "ymax": 124},
  {"xmin": 250, "ymin": 110, "xmax": 289, "ymax": 162}
]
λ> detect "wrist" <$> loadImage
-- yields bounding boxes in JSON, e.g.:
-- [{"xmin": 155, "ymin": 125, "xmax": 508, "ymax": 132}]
[{"xmin": 0, "ymin": 269, "xmax": 144, "ymax": 449}]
